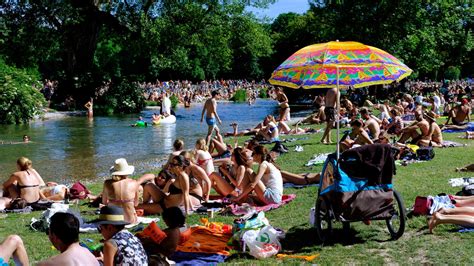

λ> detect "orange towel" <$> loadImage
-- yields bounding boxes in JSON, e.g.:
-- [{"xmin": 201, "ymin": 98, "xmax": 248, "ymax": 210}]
[{"xmin": 176, "ymin": 226, "xmax": 233, "ymax": 256}]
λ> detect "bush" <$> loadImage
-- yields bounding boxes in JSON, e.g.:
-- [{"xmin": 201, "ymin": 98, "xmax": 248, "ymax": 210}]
[
  {"xmin": 444, "ymin": 66, "xmax": 461, "ymax": 80},
  {"xmin": 145, "ymin": 100, "xmax": 159, "ymax": 106},
  {"xmin": 231, "ymin": 89, "xmax": 247, "ymax": 102},
  {"xmin": 170, "ymin": 95, "xmax": 179, "ymax": 108},
  {"xmin": 0, "ymin": 59, "xmax": 45, "ymax": 124},
  {"xmin": 259, "ymin": 87, "xmax": 268, "ymax": 99},
  {"xmin": 96, "ymin": 79, "xmax": 145, "ymax": 114}
]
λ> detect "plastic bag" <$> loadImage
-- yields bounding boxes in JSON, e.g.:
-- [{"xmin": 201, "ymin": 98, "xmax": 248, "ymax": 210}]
[{"xmin": 242, "ymin": 225, "xmax": 282, "ymax": 259}]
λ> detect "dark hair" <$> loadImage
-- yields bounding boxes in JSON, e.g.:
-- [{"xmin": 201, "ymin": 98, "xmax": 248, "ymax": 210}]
[
  {"xmin": 173, "ymin": 139, "xmax": 184, "ymax": 151},
  {"xmin": 7, "ymin": 198, "xmax": 27, "ymax": 210},
  {"xmin": 211, "ymin": 90, "xmax": 219, "ymax": 97},
  {"xmin": 350, "ymin": 119, "xmax": 363, "ymax": 128},
  {"xmin": 171, "ymin": 155, "xmax": 190, "ymax": 168},
  {"xmin": 162, "ymin": 207, "xmax": 185, "ymax": 228},
  {"xmin": 232, "ymin": 147, "xmax": 250, "ymax": 167},
  {"xmin": 359, "ymin": 107, "xmax": 369, "ymax": 114},
  {"xmin": 49, "ymin": 212, "xmax": 79, "ymax": 246},
  {"xmin": 246, "ymin": 139, "xmax": 259, "ymax": 151},
  {"xmin": 252, "ymin": 145, "xmax": 273, "ymax": 163},
  {"xmin": 159, "ymin": 169, "xmax": 176, "ymax": 181}
]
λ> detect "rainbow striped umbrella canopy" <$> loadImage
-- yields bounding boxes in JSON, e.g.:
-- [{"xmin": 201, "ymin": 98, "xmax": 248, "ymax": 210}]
[{"xmin": 269, "ymin": 41, "xmax": 412, "ymax": 89}]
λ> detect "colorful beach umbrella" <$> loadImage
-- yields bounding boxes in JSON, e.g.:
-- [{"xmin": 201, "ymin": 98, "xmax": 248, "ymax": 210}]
[
  {"xmin": 269, "ymin": 41, "xmax": 412, "ymax": 158},
  {"xmin": 269, "ymin": 41, "xmax": 412, "ymax": 89}
]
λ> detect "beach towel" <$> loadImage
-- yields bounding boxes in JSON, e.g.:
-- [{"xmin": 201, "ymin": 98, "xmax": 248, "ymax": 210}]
[
  {"xmin": 176, "ymin": 226, "xmax": 233, "ymax": 256},
  {"xmin": 441, "ymin": 140, "xmax": 466, "ymax": 147},
  {"xmin": 223, "ymin": 194, "xmax": 296, "ymax": 216},
  {"xmin": 442, "ymin": 122, "xmax": 474, "ymax": 133},
  {"xmin": 305, "ymin": 153, "xmax": 330, "ymax": 167},
  {"xmin": 458, "ymin": 227, "xmax": 474, "ymax": 233},
  {"xmin": 448, "ymin": 177, "xmax": 474, "ymax": 187},
  {"xmin": 170, "ymin": 251, "xmax": 227, "ymax": 265}
]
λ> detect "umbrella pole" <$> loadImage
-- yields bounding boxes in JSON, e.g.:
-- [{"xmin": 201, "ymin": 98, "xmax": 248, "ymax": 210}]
[{"xmin": 336, "ymin": 66, "xmax": 340, "ymax": 160}]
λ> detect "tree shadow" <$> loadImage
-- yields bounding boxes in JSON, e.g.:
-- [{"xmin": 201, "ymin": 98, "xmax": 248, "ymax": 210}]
[{"xmin": 281, "ymin": 223, "xmax": 365, "ymax": 253}]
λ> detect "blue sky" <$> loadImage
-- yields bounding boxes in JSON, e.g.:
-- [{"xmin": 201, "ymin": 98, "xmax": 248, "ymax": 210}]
[{"xmin": 246, "ymin": 0, "xmax": 310, "ymax": 20}]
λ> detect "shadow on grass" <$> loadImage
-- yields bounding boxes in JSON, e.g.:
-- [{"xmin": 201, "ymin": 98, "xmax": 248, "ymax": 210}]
[{"xmin": 281, "ymin": 224, "xmax": 365, "ymax": 253}]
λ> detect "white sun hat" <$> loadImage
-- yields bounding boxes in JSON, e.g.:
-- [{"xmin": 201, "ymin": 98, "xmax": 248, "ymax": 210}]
[{"xmin": 110, "ymin": 158, "xmax": 135, "ymax": 176}]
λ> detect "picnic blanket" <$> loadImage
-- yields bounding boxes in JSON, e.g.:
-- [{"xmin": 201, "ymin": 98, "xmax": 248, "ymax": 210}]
[
  {"xmin": 170, "ymin": 251, "xmax": 227, "ymax": 265},
  {"xmin": 442, "ymin": 122, "xmax": 474, "ymax": 133},
  {"xmin": 441, "ymin": 140, "xmax": 466, "ymax": 147},
  {"xmin": 176, "ymin": 226, "xmax": 233, "ymax": 256},
  {"xmin": 222, "ymin": 194, "xmax": 296, "ymax": 216}
]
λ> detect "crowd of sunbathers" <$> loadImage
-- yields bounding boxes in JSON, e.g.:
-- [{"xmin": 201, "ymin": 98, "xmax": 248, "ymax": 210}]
[{"xmin": 1, "ymin": 79, "xmax": 473, "ymax": 264}]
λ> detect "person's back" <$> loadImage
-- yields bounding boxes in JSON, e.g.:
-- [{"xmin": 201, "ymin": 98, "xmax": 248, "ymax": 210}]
[
  {"xmin": 11, "ymin": 169, "xmax": 42, "ymax": 203},
  {"xmin": 203, "ymin": 98, "xmax": 216, "ymax": 119},
  {"xmin": 104, "ymin": 177, "xmax": 138, "ymax": 223},
  {"xmin": 325, "ymin": 87, "xmax": 337, "ymax": 108},
  {"xmin": 38, "ymin": 212, "xmax": 99, "ymax": 266},
  {"xmin": 417, "ymin": 118, "xmax": 430, "ymax": 138}
]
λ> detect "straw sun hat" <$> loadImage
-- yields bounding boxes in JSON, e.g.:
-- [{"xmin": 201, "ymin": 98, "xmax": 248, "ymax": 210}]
[{"xmin": 110, "ymin": 158, "xmax": 135, "ymax": 176}]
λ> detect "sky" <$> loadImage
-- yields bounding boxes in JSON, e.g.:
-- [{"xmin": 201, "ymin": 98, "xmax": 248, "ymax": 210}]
[{"xmin": 246, "ymin": 0, "xmax": 310, "ymax": 20}]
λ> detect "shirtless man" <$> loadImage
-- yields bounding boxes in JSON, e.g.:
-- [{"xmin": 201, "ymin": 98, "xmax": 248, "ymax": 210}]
[
  {"xmin": 340, "ymin": 119, "xmax": 373, "ymax": 151},
  {"xmin": 320, "ymin": 87, "xmax": 338, "ymax": 144},
  {"xmin": 419, "ymin": 111, "xmax": 443, "ymax": 147},
  {"xmin": 201, "ymin": 91, "xmax": 222, "ymax": 146},
  {"xmin": 103, "ymin": 158, "xmax": 155, "ymax": 223},
  {"xmin": 444, "ymin": 98, "xmax": 471, "ymax": 128},
  {"xmin": 38, "ymin": 213, "xmax": 99, "ymax": 266},
  {"xmin": 397, "ymin": 110, "xmax": 429, "ymax": 144},
  {"xmin": 360, "ymin": 107, "xmax": 381, "ymax": 141}
]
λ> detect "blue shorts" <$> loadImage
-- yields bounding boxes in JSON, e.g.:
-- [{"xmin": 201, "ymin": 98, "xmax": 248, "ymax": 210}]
[
  {"xmin": 270, "ymin": 137, "xmax": 280, "ymax": 143},
  {"xmin": 263, "ymin": 188, "xmax": 282, "ymax": 204},
  {"xmin": 0, "ymin": 257, "xmax": 8, "ymax": 266},
  {"xmin": 206, "ymin": 117, "xmax": 216, "ymax": 127}
]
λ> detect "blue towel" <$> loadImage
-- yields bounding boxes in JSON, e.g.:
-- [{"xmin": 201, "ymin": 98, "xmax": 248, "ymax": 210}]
[
  {"xmin": 442, "ymin": 122, "xmax": 474, "ymax": 133},
  {"xmin": 170, "ymin": 251, "xmax": 227, "ymax": 266},
  {"xmin": 458, "ymin": 227, "xmax": 474, "ymax": 233}
]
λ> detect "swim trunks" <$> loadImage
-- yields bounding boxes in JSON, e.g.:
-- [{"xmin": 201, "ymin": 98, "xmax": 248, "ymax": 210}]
[
  {"xmin": 0, "ymin": 257, "xmax": 8, "ymax": 266},
  {"xmin": 206, "ymin": 117, "xmax": 216, "ymax": 127},
  {"xmin": 324, "ymin": 107, "xmax": 336, "ymax": 122}
]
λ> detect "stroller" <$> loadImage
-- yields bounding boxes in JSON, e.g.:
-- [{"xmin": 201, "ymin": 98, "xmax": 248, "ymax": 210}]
[{"xmin": 314, "ymin": 144, "xmax": 406, "ymax": 241}]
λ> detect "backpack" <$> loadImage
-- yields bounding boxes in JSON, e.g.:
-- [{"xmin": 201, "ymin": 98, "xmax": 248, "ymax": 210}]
[
  {"xmin": 69, "ymin": 181, "xmax": 90, "ymax": 200},
  {"xmin": 416, "ymin": 145, "xmax": 435, "ymax": 161}
]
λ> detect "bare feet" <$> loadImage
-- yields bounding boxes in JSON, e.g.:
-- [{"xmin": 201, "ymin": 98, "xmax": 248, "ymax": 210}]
[{"xmin": 428, "ymin": 212, "xmax": 441, "ymax": 233}]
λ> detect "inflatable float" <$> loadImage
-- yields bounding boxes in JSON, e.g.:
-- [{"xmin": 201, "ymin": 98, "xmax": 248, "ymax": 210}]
[{"xmin": 152, "ymin": 115, "xmax": 176, "ymax": 125}]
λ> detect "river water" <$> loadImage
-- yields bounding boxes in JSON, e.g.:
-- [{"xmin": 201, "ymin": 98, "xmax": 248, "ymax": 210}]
[{"xmin": 0, "ymin": 99, "xmax": 312, "ymax": 183}]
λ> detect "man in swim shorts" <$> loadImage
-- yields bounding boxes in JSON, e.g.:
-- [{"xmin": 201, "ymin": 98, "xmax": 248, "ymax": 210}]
[
  {"xmin": 320, "ymin": 87, "xmax": 338, "ymax": 144},
  {"xmin": 201, "ymin": 90, "xmax": 222, "ymax": 146}
]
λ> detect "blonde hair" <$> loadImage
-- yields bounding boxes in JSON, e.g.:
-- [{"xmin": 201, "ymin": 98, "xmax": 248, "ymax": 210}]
[
  {"xmin": 112, "ymin": 175, "xmax": 127, "ymax": 181},
  {"xmin": 195, "ymin": 138, "xmax": 208, "ymax": 152},
  {"xmin": 180, "ymin": 151, "xmax": 195, "ymax": 163},
  {"xmin": 17, "ymin": 157, "xmax": 32, "ymax": 171}
]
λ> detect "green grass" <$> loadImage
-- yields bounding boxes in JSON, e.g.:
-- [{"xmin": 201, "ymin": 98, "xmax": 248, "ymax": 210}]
[{"xmin": 1, "ymin": 117, "xmax": 474, "ymax": 264}]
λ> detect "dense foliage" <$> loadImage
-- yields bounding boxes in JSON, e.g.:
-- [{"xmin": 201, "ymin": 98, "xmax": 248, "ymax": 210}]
[
  {"xmin": 0, "ymin": 59, "xmax": 45, "ymax": 124},
  {"xmin": 0, "ymin": 0, "xmax": 472, "ymax": 120},
  {"xmin": 232, "ymin": 89, "xmax": 247, "ymax": 102}
]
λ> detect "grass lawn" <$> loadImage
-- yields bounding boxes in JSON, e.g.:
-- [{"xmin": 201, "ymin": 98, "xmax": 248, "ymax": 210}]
[{"xmin": 1, "ymin": 118, "xmax": 474, "ymax": 264}]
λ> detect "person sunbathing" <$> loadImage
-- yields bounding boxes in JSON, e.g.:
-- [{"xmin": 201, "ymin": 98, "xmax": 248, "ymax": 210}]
[
  {"xmin": 429, "ymin": 206, "xmax": 474, "ymax": 233},
  {"xmin": 300, "ymin": 106, "xmax": 325, "ymax": 125},
  {"xmin": 139, "ymin": 155, "xmax": 202, "ymax": 215},
  {"xmin": 418, "ymin": 111, "xmax": 443, "ymax": 147},
  {"xmin": 0, "ymin": 198, "xmax": 27, "ymax": 211},
  {"xmin": 219, "ymin": 147, "xmax": 254, "ymax": 193},
  {"xmin": 279, "ymin": 121, "xmax": 318, "ymax": 135},
  {"xmin": 209, "ymin": 132, "xmax": 233, "ymax": 160},
  {"xmin": 0, "ymin": 235, "xmax": 29, "ymax": 266},
  {"xmin": 103, "ymin": 158, "xmax": 155, "ymax": 223},
  {"xmin": 340, "ymin": 119, "xmax": 373, "ymax": 151},
  {"xmin": 256, "ymin": 115, "xmax": 280, "ymax": 142},
  {"xmin": 444, "ymin": 98, "xmax": 471, "ymax": 127},
  {"xmin": 194, "ymin": 138, "xmax": 236, "ymax": 197},
  {"xmin": 397, "ymin": 110, "xmax": 429, "ymax": 144},
  {"xmin": 232, "ymin": 145, "xmax": 283, "ymax": 205},
  {"xmin": 181, "ymin": 151, "xmax": 211, "ymax": 202},
  {"xmin": 2, "ymin": 157, "xmax": 45, "ymax": 203}
]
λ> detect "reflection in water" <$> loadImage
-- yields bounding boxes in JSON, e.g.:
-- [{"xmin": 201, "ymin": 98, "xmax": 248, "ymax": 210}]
[{"xmin": 0, "ymin": 100, "xmax": 306, "ymax": 182}]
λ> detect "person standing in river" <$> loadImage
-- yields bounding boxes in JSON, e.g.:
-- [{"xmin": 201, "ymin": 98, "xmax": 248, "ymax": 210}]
[
  {"xmin": 320, "ymin": 87, "xmax": 338, "ymax": 144},
  {"xmin": 201, "ymin": 90, "xmax": 222, "ymax": 146}
]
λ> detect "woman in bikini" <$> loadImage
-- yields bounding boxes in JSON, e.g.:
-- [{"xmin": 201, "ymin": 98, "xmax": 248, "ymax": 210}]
[
  {"xmin": 2, "ymin": 157, "xmax": 45, "ymax": 203},
  {"xmin": 232, "ymin": 145, "xmax": 283, "ymax": 205},
  {"xmin": 194, "ymin": 138, "xmax": 236, "ymax": 197},
  {"xmin": 139, "ymin": 155, "xmax": 202, "ymax": 215},
  {"xmin": 275, "ymin": 87, "xmax": 290, "ymax": 121},
  {"xmin": 102, "ymin": 158, "xmax": 155, "ymax": 223},
  {"xmin": 257, "ymin": 115, "xmax": 280, "ymax": 142}
]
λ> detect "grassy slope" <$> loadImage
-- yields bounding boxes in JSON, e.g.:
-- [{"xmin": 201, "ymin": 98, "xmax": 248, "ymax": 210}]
[{"xmin": 1, "ymin": 118, "xmax": 474, "ymax": 265}]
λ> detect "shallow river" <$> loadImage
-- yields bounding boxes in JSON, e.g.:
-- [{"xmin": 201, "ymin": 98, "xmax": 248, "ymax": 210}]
[{"xmin": 0, "ymin": 100, "xmax": 311, "ymax": 183}]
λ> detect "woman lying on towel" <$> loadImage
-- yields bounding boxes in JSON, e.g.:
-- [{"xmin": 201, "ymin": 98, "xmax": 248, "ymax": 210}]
[
  {"xmin": 429, "ymin": 195, "xmax": 474, "ymax": 233},
  {"xmin": 139, "ymin": 155, "xmax": 202, "ymax": 215},
  {"xmin": 232, "ymin": 145, "xmax": 283, "ymax": 205}
]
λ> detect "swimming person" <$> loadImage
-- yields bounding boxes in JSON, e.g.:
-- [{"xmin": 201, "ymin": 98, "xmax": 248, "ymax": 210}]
[{"xmin": 201, "ymin": 90, "xmax": 222, "ymax": 146}]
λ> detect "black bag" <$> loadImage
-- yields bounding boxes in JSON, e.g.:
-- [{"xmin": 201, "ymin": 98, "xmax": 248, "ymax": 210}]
[{"xmin": 416, "ymin": 145, "xmax": 435, "ymax": 161}]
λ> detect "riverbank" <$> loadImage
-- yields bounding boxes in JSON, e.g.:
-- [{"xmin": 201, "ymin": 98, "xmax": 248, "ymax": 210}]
[{"xmin": 1, "ymin": 118, "xmax": 474, "ymax": 264}]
